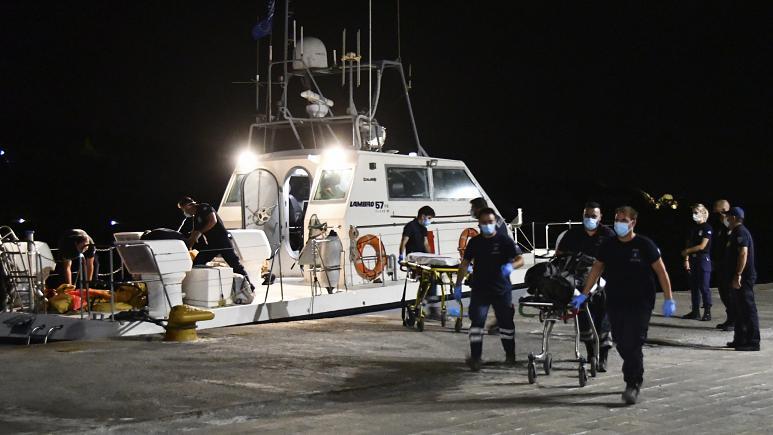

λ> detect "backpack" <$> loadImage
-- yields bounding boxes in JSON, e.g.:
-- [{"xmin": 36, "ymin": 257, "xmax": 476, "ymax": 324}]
[{"xmin": 525, "ymin": 252, "xmax": 597, "ymax": 306}]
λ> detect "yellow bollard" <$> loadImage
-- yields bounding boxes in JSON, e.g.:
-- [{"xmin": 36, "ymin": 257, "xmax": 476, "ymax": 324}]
[{"xmin": 164, "ymin": 304, "xmax": 215, "ymax": 342}]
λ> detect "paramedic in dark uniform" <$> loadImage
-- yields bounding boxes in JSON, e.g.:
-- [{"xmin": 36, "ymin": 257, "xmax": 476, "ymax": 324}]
[
  {"xmin": 724, "ymin": 207, "xmax": 760, "ymax": 351},
  {"xmin": 712, "ymin": 199, "xmax": 734, "ymax": 330},
  {"xmin": 469, "ymin": 197, "xmax": 509, "ymax": 237},
  {"xmin": 454, "ymin": 207, "xmax": 524, "ymax": 371},
  {"xmin": 555, "ymin": 201, "xmax": 616, "ymax": 372},
  {"xmin": 398, "ymin": 206, "xmax": 435, "ymax": 262},
  {"xmin": 680, "ymin": 203, "xmax": 713, "ymax": 321},
  {"xmin": 178, "ymin": 197, "xmax": 254, "ymax": 289},
  {"xmin": 52, "ymin": 229, "xmax": 97, "ymax": 287},
  {"xmin": 399, "ymin": 206, "xmax": 438, "ymax": 316},
  {"xmin": 572, "ymin": 206, "xmax": 675, "ymax": 405}
]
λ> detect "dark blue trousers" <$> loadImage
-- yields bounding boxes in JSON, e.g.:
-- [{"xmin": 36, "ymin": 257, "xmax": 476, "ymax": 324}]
[
  {"xmin": 607, "ymin": 304, "xmax": 652, "ymax": 387},
  {"xmin": 469, "ymin": 290, "xmax": 515, "ymax": 360},
  {"xmin": 732, "ymin": 280, "xmax": 760, "ymax": 346},
  {"xmin": 688, "ymin": 259, "xmax": 712, "ymax": 310}
]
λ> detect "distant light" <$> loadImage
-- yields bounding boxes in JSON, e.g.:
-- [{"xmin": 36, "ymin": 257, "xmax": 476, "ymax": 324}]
[
  {"xmin": 671, "ymin": 204, "xmax": 677, "ymax": 210},
  {"xmin": 408, "ymin": 152, "xmax": 417, "ymax": 157},
  {"xmin": 236, "ymin": 149, "xmax": 259, "ymax": 173},
  {"xmin": 109, "ymin": 220, "xmax": 119, "ymax": 226},
  {"xmin": 17, "ymin": 218, "xmax": 25, "ymax": 224},
  {"xmin": 0, "ymin": 149, "xmax": 5, "ymax": 156}
]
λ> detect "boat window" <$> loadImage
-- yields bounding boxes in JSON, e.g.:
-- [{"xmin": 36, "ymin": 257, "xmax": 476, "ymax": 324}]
[
  {"xmin": 387, "ymin": 167, "xmax": 430, "ymax": 200},
  {"xmin": 432, "ymin": 168, "xmax": 480, "ymax": 199},
  {"xmin": 224, "ymin": 174, "xmax": 247, "ymax": 205},
  {"xmin": 313, "ymin": 169, "xmax": 353, "ymax": 201}
]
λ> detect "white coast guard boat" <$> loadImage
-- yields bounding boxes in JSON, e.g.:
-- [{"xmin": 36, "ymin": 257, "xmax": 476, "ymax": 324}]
[{"xmin": 0, "ymin": 3, "xmax": 556, "ymax": 341}]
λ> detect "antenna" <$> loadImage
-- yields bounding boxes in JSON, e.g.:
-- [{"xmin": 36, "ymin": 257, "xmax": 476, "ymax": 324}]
[
  {"xmin": 356, "ymin": 29, "xmax": 361, "ymax": 87},
  {"xmin": 396, "ymin": 0, "xmax": 402, "ymax": 61},
  {"xmin": 300, "ymin": 26, "xmax": 304, "ymax": 57},
  {"xmin": 333, "ymin": 49, "xmax": 337, "ymax": 67},
  {"xmin": 341, "ymin": 29, "xmax": 346, "ymax": 86},
  {"xmin": 368, "ymin": 0, "xmax": 372, "ymax": 119},
  {"xmin": 293, "ymin": 20, "xmax": 296, "ymax": 47}
]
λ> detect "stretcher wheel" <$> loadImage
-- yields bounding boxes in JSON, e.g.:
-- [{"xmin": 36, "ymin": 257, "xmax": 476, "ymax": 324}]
[
  {"xmin": 528, "ymin": 363, "xmax": 537, "ymax": 384},
  {"xmin": 441, "ymin": 309, "xmax": 447, "ymax": 328},
  {"xmin": 326, "ymin": 287, "xmax": 334, "ymax": 294},
  {"xmin": 543, "ymin": 353, "xmax": 553, "ymax": 375},
  {"xmin": 578, "ymin": 366, "xmax": 588, "ymax": 387},
  {"xmin": 590, "ymin": 356, "xmax": 598, "ymax": 378},
  {"xmin": 416, "ymin": 318, "xmax": 424, "ymax": 332},
  {"xmin": 454, "ymin": 317, "xmax": 462, "ymax": 333}
]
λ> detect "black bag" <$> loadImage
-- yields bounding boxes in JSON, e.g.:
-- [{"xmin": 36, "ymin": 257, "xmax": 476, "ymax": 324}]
[{"xmin": 525, "ymin": 252, "xmax": 597, "ymax": 306}]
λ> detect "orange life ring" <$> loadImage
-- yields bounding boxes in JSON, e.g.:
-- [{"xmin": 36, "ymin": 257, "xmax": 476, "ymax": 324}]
[
  {"xmin": 458, "ymin": 227, "xmax": 479, "ymax": 259},
  {"xmin": 354, "ymin": 234, "xmax": 386, "ymax": 281}
]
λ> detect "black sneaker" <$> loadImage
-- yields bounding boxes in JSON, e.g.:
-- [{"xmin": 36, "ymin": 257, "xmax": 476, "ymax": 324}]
[
  {"xmin": 715, "ymin": 322, "xmax": 726, "ymax": 330},
  {"xmin": 466, "ymin": 357, "xmax": 482, "ymax": 372},
  {"xmin": 622, "ymin": 384, "xmax": 640, "ymax": 405},
  {"xmin": 735, "ymin": 344, "xmax": 760, "ymax": 352},
  {"xmin": 700, "ymin": 308, "xmax": 711, "ymax": 322},
  {"xmin": 721, "ymin": 324, "xmax": 735, "ymax": 332},
  {"xmin": 726, "ymin": 341, "xmax": 744, "ymax": 348},
  {"xmin": 681, "ymin": 310, "xmax": 700, "ymax": 320}
]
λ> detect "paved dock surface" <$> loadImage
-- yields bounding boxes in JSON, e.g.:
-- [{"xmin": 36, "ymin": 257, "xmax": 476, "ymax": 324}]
[{"xmin": 2, "ymin": 286, "xmax": 773, "ymax": 434}]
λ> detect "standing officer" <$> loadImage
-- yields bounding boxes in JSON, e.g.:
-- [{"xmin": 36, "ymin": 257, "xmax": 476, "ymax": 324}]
[
  {"xmin": 572, "ymin": 206, "xmax": 675, "ymax": 405},
  {"xmin": 724, "ymin": 207, "xmax": 760, "ymax": 351},
  {"xmin": 555, "ymin": 201, "xmax": 616, "ymax": 372},
  {"xmin": 178, "ymin": 197, "xmax": 254, "ymax": 289},
  {"xmin": 680, "ymin": 204, "xmax": 713, "ymax": 321},
  {"xmin": 712, "ymin": 199, "xmax": 734, "ymax": 330},
  {"xmin": 454, "ymin": 208, "xmax": 524, "ymax": 371}
]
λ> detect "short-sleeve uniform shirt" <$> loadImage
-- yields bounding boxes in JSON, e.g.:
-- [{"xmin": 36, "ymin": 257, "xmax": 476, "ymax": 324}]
[
  {"xmin": 724, "ymin": 224, "xmax": 756, "ymax": 282},
  {"xmin": 194, "ymin": 203, "xmax": 231, "ymax": 248},
  {"xmin": 557, "ymin": 225, "xmax": 616, "ymax": 259},
  {"xmin": 597, "ymin": 235, "xmax": 661, "ymax": 309},
  {"xmin": 464, "ymin": 232, "xmax": 523, "ymax": 294},
  {"xmin": 402, "ymin": 219, "xmax": 428, "ymax": 254},
  {"xmin": 57, "ymin": 229, "xmax": 96, "ymax": 261},
  {"xmin": 686, "ymin": 222, "xmax": 712, "ymax": 271}
]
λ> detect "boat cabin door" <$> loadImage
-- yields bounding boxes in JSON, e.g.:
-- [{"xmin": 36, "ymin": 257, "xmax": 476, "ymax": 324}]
[
  {"xmin": 284, "ymin": 167, "xmax": 311, "ymax": 259},
  {"xmin": 241, "ymin": 169, "xmax": 282, "ymax": 255}
]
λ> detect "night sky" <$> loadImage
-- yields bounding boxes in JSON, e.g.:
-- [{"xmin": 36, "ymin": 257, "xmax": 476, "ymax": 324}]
[{"xmin": 1, "ymin": 1, "xmax": 771, "ymax": 282}]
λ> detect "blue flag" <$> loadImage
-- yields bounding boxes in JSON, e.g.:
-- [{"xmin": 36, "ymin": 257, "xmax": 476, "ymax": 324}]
[{"xmin": 252, "ymin": 0, "xmax": 276, "ymax": 40}]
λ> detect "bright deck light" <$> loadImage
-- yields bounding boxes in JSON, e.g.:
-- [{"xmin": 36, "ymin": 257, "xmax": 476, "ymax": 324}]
[
  {"xmin": 109, "ymin": 220, "xmax": 119, "ymax": 226},
  {"xmin": 236, "ymin": 149, "xmax": 259, "ymax": 173},
  {"xmin": 17, "ymin": 218, "xmax": 25, "ymax": 224}
]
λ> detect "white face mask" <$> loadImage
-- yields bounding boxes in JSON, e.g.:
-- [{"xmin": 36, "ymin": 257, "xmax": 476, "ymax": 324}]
[
  {"xmin": 692, "ymin": 214, "xmax": 702, "ymax": 223},
  {"xmin": 723, "ymin": 217, "xmax": 730, "ymax": 228}
]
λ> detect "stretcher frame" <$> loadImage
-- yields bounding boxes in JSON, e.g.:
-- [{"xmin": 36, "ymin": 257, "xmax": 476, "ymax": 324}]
[
  {"xmin": 400, "ymin": 261, "xmax": 464, "ymax": 332},
  {"xmin": 518, "ymin": 286, "xmax": 601, "ymax": 388}
]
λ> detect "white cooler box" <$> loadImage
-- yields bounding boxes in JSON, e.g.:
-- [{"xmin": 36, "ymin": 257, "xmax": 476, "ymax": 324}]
[{"xmin": 182, "ymin": 266, "xmax": 234, "ymax": 308}]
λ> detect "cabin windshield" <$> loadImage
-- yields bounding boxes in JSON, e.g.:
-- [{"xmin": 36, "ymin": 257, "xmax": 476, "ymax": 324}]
[
  {"xmin": 432, "ymin": 168, "xmax": 480, "ymax": 199},
  {"xmin": 313, "ymin": 168, "xmax": 353, "ymax": 201}
]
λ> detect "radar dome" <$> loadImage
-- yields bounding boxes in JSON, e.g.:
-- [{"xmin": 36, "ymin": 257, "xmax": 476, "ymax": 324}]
[{"xmin": 293, "ymin": 37, "xmax": 328, "ymax": 70}]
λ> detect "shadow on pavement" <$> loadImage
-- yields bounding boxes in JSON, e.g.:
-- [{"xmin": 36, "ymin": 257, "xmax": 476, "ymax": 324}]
[{"xmin": 645, "ymin": 337, "xmax": 728, "ymax": 350}]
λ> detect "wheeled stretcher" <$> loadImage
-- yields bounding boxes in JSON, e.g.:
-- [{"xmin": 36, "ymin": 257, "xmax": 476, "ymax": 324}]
[
  {"xmin": 399, "ymin": 253, "xmax": 464, "ymax": 333},
  {"xmin": 518, "ymin": 280, "xmax": 603, "ymax": 387}
]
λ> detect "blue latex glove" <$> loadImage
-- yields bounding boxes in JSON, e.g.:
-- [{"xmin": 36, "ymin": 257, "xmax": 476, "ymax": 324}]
[
  {"xmin": 663, "ymin": 298, "xmax": 676, "ymax": 317},
  {"xmin": 570, "ymin": 293, "xmax": 588, "ymax": 310},
  {"xmin": 501, "ymin": 262, "xmax": 514, "ymax": 279},
  {"xmin": 453, "ymin": 284, "xmax": 462, "ymax": 301},
  {"xmin": 398, "ymin": 254, "xmax": 404, "ymax": 262},
  {"xmin": 448, "ymin": 306, "xmax": 460, "ymax": 317},
  {"xmin": 466, "ymin": 264, "xmax": 474, "ymax": 274}
]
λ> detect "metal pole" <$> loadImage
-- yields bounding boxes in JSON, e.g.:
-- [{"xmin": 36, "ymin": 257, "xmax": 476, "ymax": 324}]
[
  {"xmin": 282, "ymin": 0, "xmax": 289, "ymax": 110},
  {"xmin": 368, "ymin": 0, "xmax": 372, "ymax": 123},
  {"xmin": 78, "ymin": 255, "xmax": 84, "ymax": 319},
  {"xmin": 397, "ymin": 64, "xmax": 427, "ymax": 156},
  {"xmin": 109, "ymin": 248, "xmax": 116, "ymax": 321}
]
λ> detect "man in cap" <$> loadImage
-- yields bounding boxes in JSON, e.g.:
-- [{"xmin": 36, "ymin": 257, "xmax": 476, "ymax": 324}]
[{"xmin": 724, "ymin": 207, "xmax": 760, "ymax": 351}]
